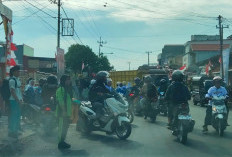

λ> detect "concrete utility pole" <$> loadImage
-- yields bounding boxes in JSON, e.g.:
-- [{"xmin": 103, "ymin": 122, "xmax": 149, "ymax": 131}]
[
  {"xmin": 217, "ymin": 15, "xmax": 229, "ymax": 79},
  {"xmin": 97, "ymin": 36, "xmax": 107, "ymax": 57},
  {"xmin": 128, "ymin": 62, "xmax": 131, "ymax": 71},
  {"xmin": 57, "ymin": 0, "xmax": 61, "ymax": 48},
  {"xmin": 146, "ymin": 51, "xmax": 152, "ymax": 66}
]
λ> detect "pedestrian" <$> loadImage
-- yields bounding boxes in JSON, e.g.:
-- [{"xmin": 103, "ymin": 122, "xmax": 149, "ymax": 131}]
[
  {"xmin": 8, "ymin": 65, "xmax": 23, "ymax": 138},
  {"xmin": 56, "ymin": 74, "xmax": 73, "ymax": 149}
]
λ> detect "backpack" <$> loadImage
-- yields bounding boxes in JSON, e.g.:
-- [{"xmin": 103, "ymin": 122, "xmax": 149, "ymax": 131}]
[{"xmin": 0, "ymin": 78, "xmax": 17, "ymax": 103}]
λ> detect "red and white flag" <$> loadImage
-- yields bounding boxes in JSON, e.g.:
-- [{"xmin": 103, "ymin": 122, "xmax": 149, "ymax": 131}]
[
  {"xmin": 219, "ymin": 57, "xmax": 222, "ymax": 64},
  {"xmin": 179, "ymin": 64, "xmax": 186, "ymax": 71},
  {"xmin": 205, "ymin": 60, "xmax": 213, "ymax": 75}
]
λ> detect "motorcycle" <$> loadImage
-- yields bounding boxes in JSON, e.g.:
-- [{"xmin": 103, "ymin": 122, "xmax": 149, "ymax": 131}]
[
  {"xmin": 172, "ymin": 103, "xmax": 195, "ymax": 144},
  {"xmin": 76, "ymin": 96, "xmax": 132, "ymax": 140},
  {"xmin": 117, "ymin": 93, "xmax": 134, "ymax": 123},
  {"xmin": 24, "ymin": 97, "xmax": 57, "ymax": 135},
  {"xmin": 211, "ymin": 96, "xmax": 228, "ymax": 136},
  {"xmin": 142, "ymin": 98, "xmax": 159, "ymax": 122},
  {"xmin": 158, "ymin": 91, "xmax": 168, "ymax": 116}
]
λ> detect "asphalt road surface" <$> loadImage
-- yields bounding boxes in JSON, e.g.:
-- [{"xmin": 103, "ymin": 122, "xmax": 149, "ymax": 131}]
[{"xmin": 2, "ymin": 102, "xmax": 232, "ymax": 157}]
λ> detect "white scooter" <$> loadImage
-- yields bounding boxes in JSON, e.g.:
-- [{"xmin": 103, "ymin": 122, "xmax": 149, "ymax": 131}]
[
  {"xmin": 76, "ymin": 97, "xmax": 132, "ymax": 140},
  {"xmin": 211, "ymin": 96, "xmax": 228, "ymax": 136}
]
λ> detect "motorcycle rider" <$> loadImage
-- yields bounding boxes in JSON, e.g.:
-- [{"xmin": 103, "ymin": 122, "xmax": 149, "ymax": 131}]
[
  {"xmin": 130, "ymin": 77, "xmax": 141, "ymax": 106},
  {"xmin": 165, "ymin": 70, "xmax": 191, "ymax": 129},
  {"xmin": 158, "ymin": 79, "xmax": 168, "ymax": 94},
  {"xmin": 140, "ymin": 75, "xmax": 158, "ymax": 119},
  {"xmin": 202, "ymin": 76, "xmax": 228, "ymax": 133},
  {"xmin": 88, "ymin": 71, "xmax": 111, "ymax": 124}
]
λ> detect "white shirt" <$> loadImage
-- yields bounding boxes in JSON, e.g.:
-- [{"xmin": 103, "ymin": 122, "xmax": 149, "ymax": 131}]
[
  {"xmin": 205, "ymin": 86, "xmax": 227, "ymax": 106},
  {"xmin": 9, "ymin": 76, "xmax": 22, "ymax": 101}
]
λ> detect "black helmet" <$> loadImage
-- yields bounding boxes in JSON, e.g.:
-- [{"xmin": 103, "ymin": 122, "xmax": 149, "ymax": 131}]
[
  {"xmin": 134, "ymin": 77, "xmax": 141, "ymax": 85},
  {"xmin": 172, "ymin": 70, "xmax": 184, "ymax": 82},
  {"xmin": 160, "ymin": 79, "xmax": 167, "ymax": 85},
  {"xmin": 144, "ymin": 75, "xmax": 152, "ymax": 83},
  {"xmin": 39, "ymin": 78, "xmax": 46, "ymax": 86},
  {"xmin": 96, "ymin": 71, "xmax": 109, "ymax": 83},
  {"xmin": 47, "ymin": 75, "xmax": 58, "ymax": 85}
]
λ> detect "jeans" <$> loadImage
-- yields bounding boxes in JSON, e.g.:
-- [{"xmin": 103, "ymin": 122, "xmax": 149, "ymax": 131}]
[{"xmin": 9, "ymin": 100, "xmax": 21, "ymax": 134}]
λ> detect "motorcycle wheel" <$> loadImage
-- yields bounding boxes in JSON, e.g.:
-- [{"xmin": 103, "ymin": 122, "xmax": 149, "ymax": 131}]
[
  {"xmin": 115, "ymin": 122, "xmax": 132, "ymax": 140},
  {"xmin": 127, "ymin": 111, "xmax": 134, "ymax": 123},
  {"xmin": 218, "ymin": 119, "xmax": 224, "ymax": 137},
  {"xmin": 76, "ymin": 115, "xmax": 91, "ymax": 134},
  {"xmin": 177, "ymin": 123, "xmax": 188, "ymax": 144}
]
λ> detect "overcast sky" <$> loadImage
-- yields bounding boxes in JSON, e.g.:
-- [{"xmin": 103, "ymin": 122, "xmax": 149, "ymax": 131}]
[{"xmin": 1, "ymin": 0, "xmax": 232, "ymax": 70}]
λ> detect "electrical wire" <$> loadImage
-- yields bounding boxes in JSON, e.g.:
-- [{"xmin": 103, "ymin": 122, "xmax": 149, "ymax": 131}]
[{"xmin": 24, "ymin": 0, "xmax": 57, "ymax": 19}]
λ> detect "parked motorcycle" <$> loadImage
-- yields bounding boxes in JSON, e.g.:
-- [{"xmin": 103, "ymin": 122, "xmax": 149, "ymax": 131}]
[
  {"xmin": 172, "ymin": 103, "xmax": 195, "ymax": 144},
  {"xmin": 76, "ymin": 97, "xmax": 132, "ymax": 140},
  {"xmin": 211, "ymin": 96, "xmax": 228, "ymax": 136},
  {"xmin": 158, "ymin": 91, "xmax": 168, "ymax": 116}
]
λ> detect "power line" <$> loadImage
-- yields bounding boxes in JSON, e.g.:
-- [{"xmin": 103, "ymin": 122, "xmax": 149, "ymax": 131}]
[{"xmin": 24, "ymin": 0, "xmax": 57, "ymax": 19}]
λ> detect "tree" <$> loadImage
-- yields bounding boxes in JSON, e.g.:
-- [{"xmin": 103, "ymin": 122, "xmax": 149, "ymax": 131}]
[{"xmin": 65, "ymin": 44, "xmax": 113, "ymax": 74}]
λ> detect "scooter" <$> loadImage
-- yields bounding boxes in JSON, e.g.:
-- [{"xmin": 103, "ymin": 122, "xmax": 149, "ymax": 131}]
[
  {"xmin": 211, "ymin": 96, "xmax": 228, "ymax": 136},
  {"xmin": 158, "ymin": 91, "xmax": 168, "ymax": 116},
  {"xmin": 76, "ymin": 97, "xmax": 132, "ymax": 140},
  {"xmin": 172, "ymin": 103, "xmax": 195, "ymax": 144}
]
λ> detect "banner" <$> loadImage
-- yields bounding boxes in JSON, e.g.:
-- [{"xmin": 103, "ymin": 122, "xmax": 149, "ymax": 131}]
[
  {"xmin": 56, "ymin": 47, "xmax": 65, "ymax": 77},
  {"xmin": 222, "ymin": 48, "xmax": 230, "ymax": 84}
]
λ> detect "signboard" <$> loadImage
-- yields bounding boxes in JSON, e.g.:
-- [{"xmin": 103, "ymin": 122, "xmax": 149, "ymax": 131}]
[
  {"xmin": 0, "ymin": 3, "xmax": 12, "ymax": 20},
  {"xmin": 28, "ymin": 59, "xmax": 39, "ymax": 68},
  {"xmin": 223, "ymin": 48, "xmax": 230, "ymax": 84},
  {"xmin": 56, "ymin": 47, "xmax": 65, "ymax": 77}
]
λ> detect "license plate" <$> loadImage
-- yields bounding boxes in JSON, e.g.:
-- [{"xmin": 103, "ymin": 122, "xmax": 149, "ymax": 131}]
[{"xmin": 178, "ymin": 115, "xmax": 192, "ymax": 120}]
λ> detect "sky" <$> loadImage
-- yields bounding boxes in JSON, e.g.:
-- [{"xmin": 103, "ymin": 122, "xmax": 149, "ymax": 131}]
[{"xmin": 1, "ymin": 0, "xmax": 232, "ymax": 71}]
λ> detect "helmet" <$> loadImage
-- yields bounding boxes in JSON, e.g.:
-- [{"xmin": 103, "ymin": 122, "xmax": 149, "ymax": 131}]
[
  {"xmin": 107, "ymin": 78, "xmax": 112, "ymax": 84},
  {"xmin": 144, "ymin": 75, "xmax": 152, "ymax": 83},
  {"xmin": 213, "ymin": 76, "xmax": 222, "ymax": 83},
  {"xmin": 160, "ymin": 79, "xmax": 167, "ymax": 85},
  {"xmin": 172, "ymin": 70, "xmax": 184, "ymax": 82},
  {"xmin": 96, "ymin": 71, "xmax": 109, "ymax": 83},
  {"xmin": 134, "ymin": 77, "xmax": 141, "ymax": 85},
  {"xmin": 47, "ymin": 75, "xmax": 58, "ymax": 85}
]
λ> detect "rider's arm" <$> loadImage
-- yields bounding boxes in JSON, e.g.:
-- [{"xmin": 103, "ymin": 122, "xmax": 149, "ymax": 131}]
[{"xmin": 205, "ymin": 87, "xmax": 213, "ymax": 98}]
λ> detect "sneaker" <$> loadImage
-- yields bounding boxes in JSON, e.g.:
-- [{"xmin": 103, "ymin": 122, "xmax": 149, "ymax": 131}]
[
  {"xmin": 58, "ymin": 142, "xmax": 70, "ymax": 149},
  {"xmin": 63, "ymin": 142, "xmax": 71, "ymax": 149}
]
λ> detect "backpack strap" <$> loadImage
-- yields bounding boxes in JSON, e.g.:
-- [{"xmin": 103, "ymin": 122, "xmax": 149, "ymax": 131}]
[{"xmin": 9, "ymin": 77, "xmax": 17, "ymax": 88}]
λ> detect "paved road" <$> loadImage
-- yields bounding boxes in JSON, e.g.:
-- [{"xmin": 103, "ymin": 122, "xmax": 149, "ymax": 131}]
[{"xmin": 2, "ymin": 102, "xmax": 232, "ymax": 157}]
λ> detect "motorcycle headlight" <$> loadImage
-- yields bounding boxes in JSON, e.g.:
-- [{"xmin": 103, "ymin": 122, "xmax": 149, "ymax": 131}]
[{"xmin": 212, "ymin": 107, "xmax": 217, "ymax": 112}]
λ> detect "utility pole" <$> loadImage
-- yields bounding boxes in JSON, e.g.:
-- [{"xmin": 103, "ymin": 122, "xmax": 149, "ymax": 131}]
[
  {"xmin": 146, "ymin": 51, "xmax": 152, "ymax": 66},
  {"xmin": 216, "ymin": 15, "xmax": 229, "ymax": 79},
  {"xmin": 57, "ymin": 0, "xmax": 61, "ymax": 48},
  {"xmin": 97, "ymin": 36, "xmax": 107, "ymax": 57},
  {"xmin": 128, "ymin": 62, "xmax": 131, "ymax": 71}
]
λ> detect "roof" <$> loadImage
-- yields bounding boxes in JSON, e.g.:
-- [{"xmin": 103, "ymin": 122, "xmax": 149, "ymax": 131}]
[
  {"xmin": 162, "ymin": 45, "xmax": 184, "ymax": 57},
  {"xmin": 191, "ymin": 44, "xmax": 230, "ymax": 51}
]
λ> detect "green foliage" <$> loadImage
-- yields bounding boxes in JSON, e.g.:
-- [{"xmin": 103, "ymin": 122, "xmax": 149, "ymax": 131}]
[{"xmin": 65, "ymin": 44, "xmax": 113, "ymax": 74}]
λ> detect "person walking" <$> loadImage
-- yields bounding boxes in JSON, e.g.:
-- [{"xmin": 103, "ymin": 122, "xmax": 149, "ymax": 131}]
[{"xmin": 56, "ymin": 75, "xmax": 73, "ymax": 149}]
